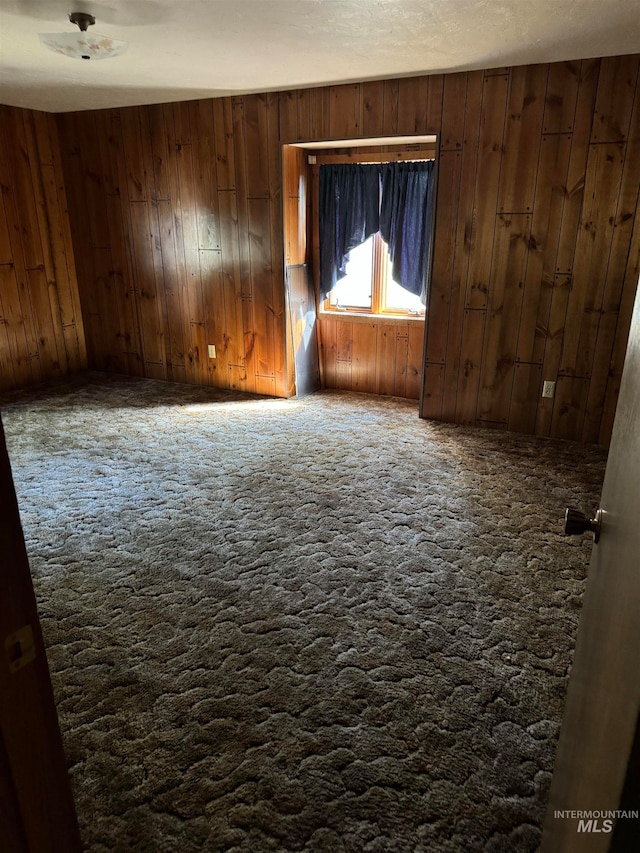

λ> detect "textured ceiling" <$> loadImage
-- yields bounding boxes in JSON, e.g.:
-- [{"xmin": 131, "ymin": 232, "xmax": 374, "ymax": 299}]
[{"xmin": 0, "ymin": 0, "xmax": 639, "ymax": 113}]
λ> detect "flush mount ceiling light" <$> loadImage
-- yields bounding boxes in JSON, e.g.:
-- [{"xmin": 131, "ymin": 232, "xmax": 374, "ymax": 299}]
[{"xmin": 38, "ymin": 12, "xmax": 128, "ymax": 61}]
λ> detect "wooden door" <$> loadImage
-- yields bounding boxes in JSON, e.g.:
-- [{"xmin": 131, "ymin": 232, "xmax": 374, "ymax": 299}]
[
  {"xmin": 542, "ymin": 278, "xmax": 640, "ymax": 851},
  {"xmin": 0, "ymin": 418, "xmax": 81, "ymax": 851}
]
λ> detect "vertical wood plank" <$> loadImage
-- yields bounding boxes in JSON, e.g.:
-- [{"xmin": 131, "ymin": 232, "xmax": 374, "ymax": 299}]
[
  {"xmin": 171, "ymin": 102, "xmax": 192, "ymax": 146},
  {"xmin": 393, "ymin": 330, "xmax": 408, "ymax": 398},
  {"xmin": 50, "ymin": 113, "xmax": 87, "ymax": 371},
  {"xmin": 278, "ymin": 90, "xmax": 298, "ymax": 143},
  {"xmin": 335, "ymin": 357, "xmax": 352, "ymax": 390},
  {"xmin": 382, "ymin": 80, "xmax": 399, "ymax": 135},
  {"xmin": 172, "ymin": 135, "xmax": 207, "ymax": 383},
  {"xmin": 422, "ymin": 363, "xmax": 444, "ymax": 417},
  {"xmin": 147, "ymin": 104, "xmax": 171, "ymax": 202},
  {"xmin": 476, "ymin": 214, "xmax": 531, "ymax": 424},
  {"xmin": 509, "ymin": 363, "xmax": 543, "ymax": 434},
  {"xmin": 189, "ymin": 100, "xmax": 221, "ymax": 251},
  {"xmin": 232, "ymin": 98, "xmax": 252, "ymax": 300},
  {"xmin": 535, "ymin": 274, "xmax": 573, "ymax": 436},
  {"xmin": 0, "ymin": 265, "xmax": 33, "ymax": 389},
  {"xmin": 351, "ymin": 321, "xmax": 377, "ymax": 393},
  {"xmin": 200, "ymin": 248, "xmax": 228, "ymax": 387},
  {"xmin": 161, "ymin": 108, "xmax": 195, "ymax": 381},
  {"xmin": 213, "ymin": 98, "xmax": 236, "ymax": 190},
  {"xmin": 396, "ymin": 77, "xmax": 429, "ymax": 135},
  {"xmin": 248, "ymin": 197, "xmax": 275, "ymax": 377},
  {"xmin": 309, "ymin": 88, "xmax": 329, "ymax": 140},
  {"xmin": 497, "ymin": 64, "xmax": 548, "ymax": 214},
  {"xmin": 0, "ymin": 280, "xmax": 17, "ymax": 389},
  {"xmin": 104, "ymin": 195, "xmax": 142, "ymax": 372},
  {"xmin": 2, "ymin": 111, "xmax": 46, "ymax": 272},
  {"xmin": 129, "ymin": 202, "xmax": 166, "ymax": 370},
  {"xmin": 329, "ymin": 84, "xmax": 360, "ymax": 138},
  {"xmin": 465, "ymin": 73, "xmax": 509, "ymax": 309},
  {"xmin": 375, "ymin": 325, "xmax": 396, "ymax": 396},
  {"xmin": 120, "ymin": 108, "xmax": 149, "ymax": 203},
  {"xmin": 440, "ymin": 72, "xmax": 468, "ymax": 150},
  {"xmin": 0, "ymin": 118, "xmax": 43, "ymax": 375},
  {"xmin": 228, "ymin": 363, "xmax": 248, "ymax": 392},
  {"xmin": 560, "ymin": 142, "xmax": 625, "ymax": 378},
  {"xmin": 456, "ymin": 309, "xmax": 486, "ymax": 424},
  {"xmin": 295, "ymin": 89, "xmax": 311, "ymax": 141},
  {"xmin": 427, "ymin": 75, "xmax": 444, "ymax": 133},
  {"xmin": 335, "ymin": 319, "xmax": 353, "ymax": 362},
  {"xmin": 25, "ymin": 267, "xmax": 63, "ymax": 377},
  {"xmin": 244, "ymin": 94, "xmax": 270, "ymax": 199},
  {"xmin": 0, "ymin": 196, "xmax": 13, "ymax": 265},
  {"xmin": 550, "ymin": 376, "xmax": 589, "ymax": 440},
  {"xmin": 217, "ymin": 190, "xmax": 246, "ymax": 368},
  {"xmin": 426, "ymin": 149, "xmax": 462, "ymax": 365},
  {"xmin": 360, "ymin": 81, "xmax": 385, "ymax": 137},
  {"xmin": 151, "ymin": 199, "xmax": 182, "ymax": 373},
  {"xmin": 544, "ymin": 60, "xmax": 581, "ymax": 133},
  {"xmin": 590, "ymin": 55, "xmax": 640, "ymax": 142},
  {"xmin": 441, "ymin": 70, "xmax": 484, "ymax": 421},
  {"xmin": 406, "ymin": 323, "xmax": 425, "ymax": 401},
  {"xmin": 517, "ymin": 133, "xmax": 572, "ymax": 366},
  {"xmin": 242, "ymin": 296, "xmax": 256, "ymax": 394},
  {"xmin": 320, "ymin": 316, "xmax": 337, "ymax": 388},
  {"xmin": 555, "ymin": 58, "xmax": 601, "ymax": 275}
]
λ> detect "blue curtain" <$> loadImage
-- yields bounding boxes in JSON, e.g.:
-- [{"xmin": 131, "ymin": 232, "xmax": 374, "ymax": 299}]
[
  {"xmin": 319, "ymin": 160, "xmax": 435, "ymax": 304},
  {"xmin": 319, "ymin": 163, "xmax": 381, "ymax": 300},
  {"xmin": 379, "ymin": 161, "xmax": 435, "ymax": 304}
]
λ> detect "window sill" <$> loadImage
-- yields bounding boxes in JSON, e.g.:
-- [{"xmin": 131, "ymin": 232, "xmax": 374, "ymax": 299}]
[{"xmin": 319, "ymin": 309, "xmax": 425, "ymax": 325}]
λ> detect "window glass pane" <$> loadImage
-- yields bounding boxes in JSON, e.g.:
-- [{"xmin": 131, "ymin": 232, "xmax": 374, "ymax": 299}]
[
  {"xmin": 385, "ymin": 276, "xmax": 424, "ymax": 313},
  {"xmin": 330, "ymin": 237, "xmax": 373, "ymax": 309},
  {"xmin": 382, "ymin": 242, "xmax": 424, "ymax": 314}
]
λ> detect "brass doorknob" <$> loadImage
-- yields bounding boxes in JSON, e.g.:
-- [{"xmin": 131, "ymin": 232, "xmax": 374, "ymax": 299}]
[{"xmin": 564, "ymin": 507, "xmax": 602, "ymax": 544}]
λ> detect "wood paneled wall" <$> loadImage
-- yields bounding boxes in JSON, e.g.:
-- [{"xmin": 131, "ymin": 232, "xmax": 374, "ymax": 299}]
[
  {"xmin": 53, "ymin": 54, "xmax": 640, "ymax": 443},
  {"xmin": 321, "ymin": 316, "xmax": 425, "ymax": 400},
  {"xmin": 424, "ymin": 58, "xmax": 640, "ymax": 445},
  {"xmin": 0, "ymin": 106, "xmax": 86, "ymax": 392},
  {"xmin": 277, "ymin": 61, "xmax": 640, "ymax": 444},
  {"xmin": 57, "ymin": 97, "xmax": 287, "ymax": 396}
]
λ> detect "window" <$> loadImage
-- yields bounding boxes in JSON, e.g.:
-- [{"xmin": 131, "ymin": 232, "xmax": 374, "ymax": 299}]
[
  {"xmin": 318, "ymin": 158, "xmax": 434, "ymax": 320},
  {"xmin": 325, "ymin": 233, "xmax": 425, "ymax": 317}
]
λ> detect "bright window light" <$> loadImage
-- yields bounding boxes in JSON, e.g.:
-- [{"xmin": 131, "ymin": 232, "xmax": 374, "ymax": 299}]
[
  {"xmin": 330, "ymin": 237, "xmax": 374, "ymax": 309},
  {"xmin": 382, "ymin": 241, "xmax": 424, "ymax": 314}
]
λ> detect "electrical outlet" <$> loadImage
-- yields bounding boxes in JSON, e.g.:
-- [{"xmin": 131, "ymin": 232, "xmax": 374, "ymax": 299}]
[
  {"xmin": 208, "ymin": 345, "xmax": 216, "ymax": 359},
  {"xmin": 542, "ymin": 380, "xmax": 556, "ymax": 399}
]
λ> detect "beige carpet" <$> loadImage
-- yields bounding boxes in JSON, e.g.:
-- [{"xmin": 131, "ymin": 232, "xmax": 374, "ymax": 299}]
[{"xmin": 0, "ymin": 374, "xmax": 606, "ymax": 852}]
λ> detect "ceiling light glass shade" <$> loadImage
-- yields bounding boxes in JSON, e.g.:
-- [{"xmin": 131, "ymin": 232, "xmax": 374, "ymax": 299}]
[{"xmin": 38, "ymin": 31, "xmax": 128, "ymax": 60}]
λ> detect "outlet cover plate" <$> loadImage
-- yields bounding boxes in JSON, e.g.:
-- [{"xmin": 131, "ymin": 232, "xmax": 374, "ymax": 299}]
[{"xmin": 542, "ymin": 380, "xmax": 556, "ymax": 398}]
